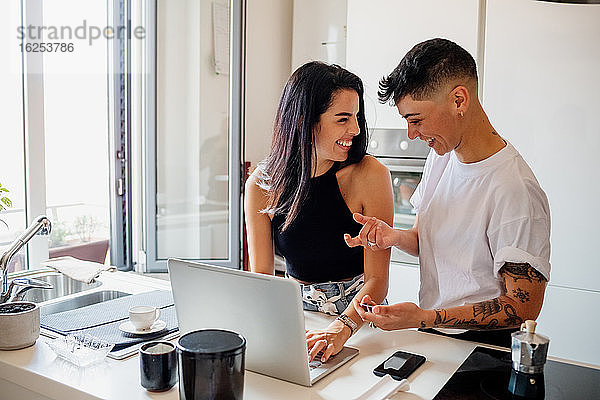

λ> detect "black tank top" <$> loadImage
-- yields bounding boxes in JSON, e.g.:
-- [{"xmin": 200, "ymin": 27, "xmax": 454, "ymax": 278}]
[{"xmin": 272, "ymin": 163, "xmax": 364, "ymax": 283}]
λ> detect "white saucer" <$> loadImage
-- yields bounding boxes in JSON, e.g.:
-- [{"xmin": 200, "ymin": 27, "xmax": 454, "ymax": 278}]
[{"xmin": 119, "ymin": 320, "xmax": 167, "ymax": 335}]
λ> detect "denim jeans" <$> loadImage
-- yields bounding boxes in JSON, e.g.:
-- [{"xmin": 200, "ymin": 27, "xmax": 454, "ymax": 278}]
[{"xmin": 298, "ymin": 274, "xmax": 365, "ymax": 316}]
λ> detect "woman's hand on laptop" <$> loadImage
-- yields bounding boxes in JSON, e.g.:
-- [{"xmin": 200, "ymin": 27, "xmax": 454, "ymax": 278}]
[{"xmin": 306, "ymin": 320, "xmax": 352, "ymax": 363}]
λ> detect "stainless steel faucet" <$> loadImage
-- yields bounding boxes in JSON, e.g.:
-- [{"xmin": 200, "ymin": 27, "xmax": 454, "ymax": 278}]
[
  {"xmin": 1, "ymin": 277, "xmax": 53, "ymax": 303},
  {"xmin": 0, "ymin": 216, "xmax": 52, "ymax": 302}
]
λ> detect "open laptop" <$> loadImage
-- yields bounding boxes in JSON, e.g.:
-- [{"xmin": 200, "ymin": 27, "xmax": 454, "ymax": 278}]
[{"xmin": 168, "ymin": 259, "xmax": 359, "ymax": 386}]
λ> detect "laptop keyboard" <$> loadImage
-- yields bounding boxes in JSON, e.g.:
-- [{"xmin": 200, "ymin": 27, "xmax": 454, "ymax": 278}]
[
  {"xmin": 308, "ymin": 351, "xmax": 334, "ymax": 370},
  {"xmin": 307, "ymin": 347, "xmax": 359, "ymax": 383}
]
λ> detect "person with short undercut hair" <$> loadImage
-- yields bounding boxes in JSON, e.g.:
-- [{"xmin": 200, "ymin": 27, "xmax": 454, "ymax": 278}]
[{"xmin": 346, "ymin": 38, "xmax": 551, "ymax": 348}]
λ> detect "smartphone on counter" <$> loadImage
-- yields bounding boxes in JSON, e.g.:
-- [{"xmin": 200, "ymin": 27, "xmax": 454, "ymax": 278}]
[{"xmin": 373, "ymin": 350, "xmax": 426, "ymax": 381}]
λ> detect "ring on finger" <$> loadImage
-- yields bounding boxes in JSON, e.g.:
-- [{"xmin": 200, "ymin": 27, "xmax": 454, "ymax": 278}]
[{"xmin": 367, "ymin": 241, "xmax": 376, "ymax": 247}]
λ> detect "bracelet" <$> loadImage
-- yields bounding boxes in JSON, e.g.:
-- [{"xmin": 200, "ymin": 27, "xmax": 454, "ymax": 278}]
[{"xmin": 336, "ymin": 314, "xmax": 358, "ymax": 335}]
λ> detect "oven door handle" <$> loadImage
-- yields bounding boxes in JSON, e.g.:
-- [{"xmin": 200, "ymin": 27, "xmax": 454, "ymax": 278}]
[{"xmin": 384, "ymin": 165, "xmax": 424, "ymax": 173}]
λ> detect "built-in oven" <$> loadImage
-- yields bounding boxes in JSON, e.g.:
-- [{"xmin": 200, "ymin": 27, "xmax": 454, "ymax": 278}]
[{"xmin": 369, "ymin": 128, "xmax": 429, "ymax": 265}]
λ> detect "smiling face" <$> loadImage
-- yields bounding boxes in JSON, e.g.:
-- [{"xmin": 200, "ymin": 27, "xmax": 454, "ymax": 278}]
[
  {"xmin": 313, "ymin": 89, "xmax": 360, "ymax": 175},
  {"xmin": 397, "ymin": 91, "xmax": 461, "ymax": 156}
]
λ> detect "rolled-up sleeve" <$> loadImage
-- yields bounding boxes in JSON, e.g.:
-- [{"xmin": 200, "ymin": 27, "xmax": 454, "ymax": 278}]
[{"xmin": 489, "ymin": 217, "xmax": 551, "ymax": 280}]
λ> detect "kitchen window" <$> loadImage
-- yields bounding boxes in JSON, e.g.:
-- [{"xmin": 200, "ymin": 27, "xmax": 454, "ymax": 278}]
[{"xmin": 0, "ymin": 0, "xmax": 130, "ymax": 271}]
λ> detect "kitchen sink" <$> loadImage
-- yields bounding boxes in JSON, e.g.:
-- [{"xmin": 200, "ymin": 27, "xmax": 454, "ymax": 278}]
[
  {"xmin": 18, "ymin": 272, "xmax": 103, "ymax": 303},
  {"xmin": 40, "ymin": 290, "xmax": 131, "ymax": 315}
]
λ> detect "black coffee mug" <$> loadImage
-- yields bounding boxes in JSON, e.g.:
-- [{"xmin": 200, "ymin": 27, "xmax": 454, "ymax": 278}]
[
  {"xmin": 140, "ymin": 341, "xmax": 178, "ymax": 391},
  {"xmin": 177, "ymin": 329, "xmax": 246, "ymax": 400}
]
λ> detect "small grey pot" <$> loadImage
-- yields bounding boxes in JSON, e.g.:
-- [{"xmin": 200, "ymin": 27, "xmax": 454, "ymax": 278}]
[{"xmin": 0, "ymin": 301, "xmax": 41, "ymax": 350}]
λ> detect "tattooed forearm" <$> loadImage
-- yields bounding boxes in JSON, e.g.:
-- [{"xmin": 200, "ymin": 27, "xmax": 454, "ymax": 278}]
[
  {"xmin": 433, "ymin": 308, "xmax": 501, "ymax": 330},
  {"xmin": 501, "ymin": 262, "xmax": 546, "ymax": 283},
  {"xmin": 432, "ymin": 298, "xmax": 523, "ymax": 330},
  {"xmin": 427, "ymin": 263, "xmax": 545, "ymax": 331}
]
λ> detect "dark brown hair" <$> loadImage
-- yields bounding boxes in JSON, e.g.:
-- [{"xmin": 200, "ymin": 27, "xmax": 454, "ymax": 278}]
[
  {"xmin": 258, "ymin": 61, "xmax": 368, "ymax": 231},
  {"xmin": 379, "ymin": 38, "xmax": 478, "ymax": 104}
]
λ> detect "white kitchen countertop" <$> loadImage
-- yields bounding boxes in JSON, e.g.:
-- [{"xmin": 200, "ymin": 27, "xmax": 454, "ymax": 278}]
[{"xmin": 0, "ymin": 271, "xmax": 534, "ymax": 399}]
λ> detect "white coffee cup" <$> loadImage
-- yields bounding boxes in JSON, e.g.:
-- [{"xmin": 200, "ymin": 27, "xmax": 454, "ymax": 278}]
[{"xmin": 129, "ymin": 306, "xmax": 161, "ymax": 331}]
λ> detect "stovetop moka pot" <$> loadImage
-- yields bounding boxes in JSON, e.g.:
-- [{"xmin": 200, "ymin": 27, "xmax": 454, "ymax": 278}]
[{"xmin": 508, "ymin": 320, "xmax": 550, "ymax": 399}]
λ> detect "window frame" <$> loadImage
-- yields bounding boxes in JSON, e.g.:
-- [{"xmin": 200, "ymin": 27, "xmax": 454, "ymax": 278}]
[
  {"xmin": 108, "ymin": 0, "xmax": 133, "ymax": 270},
  {"xmin": 143, "ymin": 0, "xmax": 244, "ymax": 272},
  {"xmin": 21, "ymin": 0, "xmax": 49, "ymax": 269}
]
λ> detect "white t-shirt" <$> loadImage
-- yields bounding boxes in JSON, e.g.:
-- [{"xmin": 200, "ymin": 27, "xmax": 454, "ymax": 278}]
[{"xmin": 410, "ymin": 141, "xmax": 551, "ymax": 310}]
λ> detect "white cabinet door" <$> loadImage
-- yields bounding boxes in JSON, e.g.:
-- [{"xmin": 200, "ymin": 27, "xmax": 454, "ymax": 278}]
[
  {"xmin": 537, "ymin": 285, "xmax": 600, "ymax": 366},
  {"xmin": 292, "ymin": 0, "xmax": 347, "ymax": 71},
  {"xmin": 388, "ymin": 262, "xmax": 420, "ymax": 305},
  {"xmin": 484, "ymin": 0, "xmax": 600, "ymax": 291},
  {"xmin": 346, "ymin": 0, "xmax": 480, "ymax": 129}
]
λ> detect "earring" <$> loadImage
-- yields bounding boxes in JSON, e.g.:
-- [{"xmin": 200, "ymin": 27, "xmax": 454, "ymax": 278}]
[{"xmin": 458, "ymin": 111, "xmax": 464, "ymax": 118}]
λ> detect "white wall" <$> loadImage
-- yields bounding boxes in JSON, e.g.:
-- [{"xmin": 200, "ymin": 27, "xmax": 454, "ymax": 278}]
[{"xmin": 244, "ymin": 0, "xmax": 294, "ymax": 168}]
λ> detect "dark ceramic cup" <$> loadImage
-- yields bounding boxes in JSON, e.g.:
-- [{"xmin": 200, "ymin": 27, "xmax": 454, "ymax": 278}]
[
  {"xmin": 139, "ymin": 341, "xmax": 178, "ymax": 391},
  {"xmin": 177, "ymin": 329, "xmax": 246, "ymax": 400}
]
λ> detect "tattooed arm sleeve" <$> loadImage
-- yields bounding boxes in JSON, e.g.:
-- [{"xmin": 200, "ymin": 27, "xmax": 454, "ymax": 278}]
[{"xmin": 424, "ymin": 263, "xmax": 547, "ymax": 330}]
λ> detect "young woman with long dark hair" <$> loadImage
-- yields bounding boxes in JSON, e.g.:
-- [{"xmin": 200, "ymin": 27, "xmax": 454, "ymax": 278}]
[{"xmin": 244, "ymin": 61, "xmax": 393, "ymax": 361}]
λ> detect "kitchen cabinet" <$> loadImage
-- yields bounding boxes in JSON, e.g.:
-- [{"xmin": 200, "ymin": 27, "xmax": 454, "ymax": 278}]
[
  {"xmin": 536, "ymin": 285, "xmax": 600, "ymax": 366},
  {"xmin": 387, "ymin": 262, "xmax": 419, "ymax": 305},
  {"xmin": 291, "ymin": 0, "xmax": 347, "ymax": 71},
  {"xmin": 346, "ymin": 0, "xmax": 480, "ymax": 129},
  {"xmin": 0, "ymin": 379, "xmax": 51, "ymax": 400}
]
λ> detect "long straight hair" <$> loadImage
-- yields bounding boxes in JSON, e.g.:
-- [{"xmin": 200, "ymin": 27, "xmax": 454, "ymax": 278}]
[{"xmin": 258, "ymin": 61, "xmax": 368, "ymax": 231}]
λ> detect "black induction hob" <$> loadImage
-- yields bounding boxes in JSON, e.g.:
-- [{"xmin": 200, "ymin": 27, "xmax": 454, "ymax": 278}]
[{"xmin": 433, "ymin": 346, "xmax": 600, "ymax": 399}]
